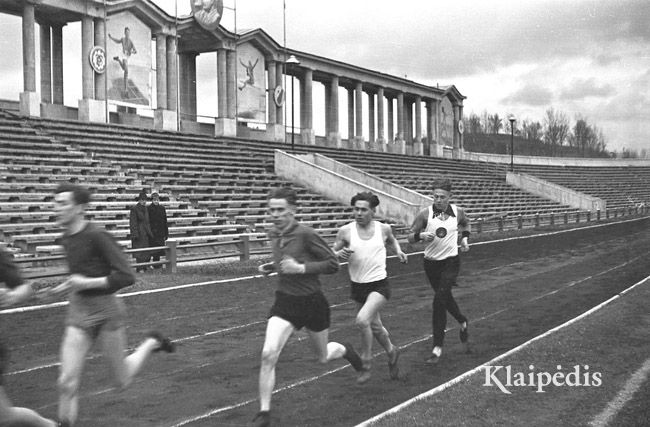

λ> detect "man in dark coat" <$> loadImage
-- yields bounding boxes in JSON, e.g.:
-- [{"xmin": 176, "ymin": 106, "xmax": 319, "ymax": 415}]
[
  {"xmin": 129, "ymin": 191, "xmax": 153, "ymax": 272},
  {"xmin": 147, "ymin": 192, "xmax": 168, "ymax": 268}
]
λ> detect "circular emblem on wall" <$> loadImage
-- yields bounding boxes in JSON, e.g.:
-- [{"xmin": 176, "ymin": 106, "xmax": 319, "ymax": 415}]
[
  {"xmin": 457, "ymin": 119, "xmax": 465, "ymax": 135},
  {"xmin": 191, "ymin": 0, "xmax": 224, "ymax": 31},
  {"xmin": 435, "ymin": 227, "xmax": 448, "ymax": 238},
  {"xmin": 89, "ymin": 46, "xmax": 106, "ymax": 74},
  {"xmin": 273, "ymin": 85, "xmax": 285, "ymax": 107}
]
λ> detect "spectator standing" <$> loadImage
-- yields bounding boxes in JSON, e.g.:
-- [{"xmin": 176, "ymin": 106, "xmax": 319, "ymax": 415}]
[
  {"xmin": 147, "ymin": 193, "xmax": 168, "ymax": 269},
  {"xmin": 129, "ymin": 191, "xmax": 153, "ymax": 272}
]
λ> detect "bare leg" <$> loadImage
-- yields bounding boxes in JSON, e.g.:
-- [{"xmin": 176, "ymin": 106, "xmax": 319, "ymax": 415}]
[
  {"xmin": 0, "ymin": 387, "xmax": 56, "ymax": 427},
  {"xmin": 306, "ymin": 329, "xmax": 346, "ymax": 363},
  {"xmin": 355, "ymin": 292, "xmax": 388, "ymax": 361},
  {"xmin": 58, "ymin": 326, "xmax": 94, "ymax": 426},
  {"xmin": 100, "ymin": 328, "xmax": 159, "ymax": 389},
  {"xmin": 258, "ymin": 317, "xmax": 294, "ymax": 412}
]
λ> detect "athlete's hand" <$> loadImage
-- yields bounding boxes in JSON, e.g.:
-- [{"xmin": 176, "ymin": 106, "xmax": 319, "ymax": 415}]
[
  {"xmin": 258, "ymin": 262, "xmax": 275, "ymax": 276},
  {"xmin": 336, "ymin": 247, "xmax": 354, "ymax": 261},
  {"xmin": 420, "ymin": 232, "xmax": 435, "ymax": 242},
  {"xmin": 460, "ymin": 237, "xmax": 470, "ymax": 253},
  {"xmin": 279, "ymin": 256, "xmax": 306, "ymax": 274},
  {"xmin": 397, "ymin": 251, "xmax": 408, "ymax": 264}
]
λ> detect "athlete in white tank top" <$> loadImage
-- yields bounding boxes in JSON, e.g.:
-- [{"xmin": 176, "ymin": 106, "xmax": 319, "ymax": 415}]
[
  {"xmin": 347, "ymin": 221, "xmax": 387, "ymax": 283},
  {"xmin": 333, "ymin": 192, "xmax": 408, "ymax": 384}
]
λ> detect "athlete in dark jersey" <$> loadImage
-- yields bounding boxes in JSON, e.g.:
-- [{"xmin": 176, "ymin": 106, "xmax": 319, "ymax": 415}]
[
  {"xmin": 49, "ymin": 184, "xmax": 174, "ymax": 427},
  {"xmin": 0, "ymin": 247, "xmax": 57, "ymax": 426}
]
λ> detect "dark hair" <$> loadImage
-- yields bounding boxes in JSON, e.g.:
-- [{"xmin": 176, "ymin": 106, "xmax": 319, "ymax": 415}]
[
  {"xmin": 351, "ymin": 191, "xmax": 379, "ymax": 208},
  {"xmin": 54, "ymin": 183, "xmax": 91, "ymax": 205},
  {"xmin": 151, "ymin": 192, "xmax": 160, "ymax": 198},
  {"xmin": 431, "ymin": 178, "xmax": 452, "ymax": 192},
  {"xmin": 267, "ymin": 186, "xmax": 298, "ymax": 206}
]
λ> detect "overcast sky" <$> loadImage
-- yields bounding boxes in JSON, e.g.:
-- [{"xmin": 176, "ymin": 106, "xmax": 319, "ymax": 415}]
[{"xmin": 0, "ymin": 0, "xmax": 647, "ymax": 152}]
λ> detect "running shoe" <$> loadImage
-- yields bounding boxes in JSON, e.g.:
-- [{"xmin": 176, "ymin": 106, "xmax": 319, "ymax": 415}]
[
  {"xmin": 252, "ymin": 410, "xmax": 271, "ymax": 427},
  {"xmin": 342, "ymin": 342, "xmax": 364, "ymax": 371},
  {"xmin": 147, "ymin": 331, "xmax": 176, "ymax": 353},
  {"xmin": 387, "ymin": 347, "xmax": 400, "ymax": 380}
]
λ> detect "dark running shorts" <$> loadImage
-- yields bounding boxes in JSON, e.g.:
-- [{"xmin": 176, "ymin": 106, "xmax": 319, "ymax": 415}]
[
  {"xmin": 350, "ymin": 278, "xmax": 391, "ymax": 304},
  {"xmin": 269, "ymin": 290, "xmax": 331, "ymax": 332},
  {"xmin": 423, "ymin": 256, "xmax": 460, "ymax": 291}
]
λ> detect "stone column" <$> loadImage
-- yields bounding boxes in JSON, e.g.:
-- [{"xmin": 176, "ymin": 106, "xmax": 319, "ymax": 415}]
[
  {"xmin": 40, "ymin": 24, "xmax": 51, "ymax": 104},
  {"xmin": 387, "ymin": 96, "xmax": 394, "ymax": 143},
  {"xmin": 275, "ymin": 62, "xmax": 283, "ymax": 125},
  {"xmin": 155, "ymin": 34, "xmax": 167, "ymax": 110},
  {"xmin": 453, "ymin": 104, "xmax": 459, "ymax": 150},
  {"xmin": 20, "ymin": 2, "xmax": 39, "ymax": 116},
  {"xmin": 178, "ymin": 53, "xmax": 190, "ymax": 119},
  {"xmin": 79, "ymin": 15, "xmax": 106, "ymax": 122},
  {"xmin": 377, "ymin": 87, "xmax": 385, "ymax": 149},
  {"xmin": 396, "ymin": 92, "xmax": 405, "ymax": 154},
  {"xmin": 347, "ymin": 87, "xmax": 354, "ymax": 149},
  {"xmin": 368, "ymin": 92, "xmax": 376, "ymax": 148},
  {"xmin": 458, "ymin": 105, "xmax": 464, "ymax": 150},
  {"xmin": 414, "ymin": 95, "xmax": 423, "ymax": 155},
  {"xmin": 405, "ymin": 100, "xmax": 413, "ymax": 154},
  {"xmin": 52, "ymin": 25, "xmax": 64, "ymax": 105},
  {"xmin": 215, "ymin": 49, "xmax": 237, "ymax": 137},
  {"xmin": 188, "ymin": 53, "xmax": 197, "ymax": 118},
  {"xmin": 327, "ymin": 76, "xmax": 340, "ymax": 147},
  {"xmin": 93, "ymin": 19, "xmax": 106, "ymax": 102},
  {"xmin": 354, "ymin": 81, "xmax": 364, "ymax": 149},
  {"xmin": 265, "ymin": 59, "xmax": 284, "ymax": 141},
  {"xmin": 166, "ymin": 36, "xmax": 178, "ymax": 113},
  {"xmin": 154, "ymin": 34, "xmax": 176, "ymax": 130},
  {"xmin": 426, "ymin": 100, "xmax": 435, "ymax": 156},
  {"xmin": 300, "ymin": 67, "xmax": 314, "ymax": 145}
]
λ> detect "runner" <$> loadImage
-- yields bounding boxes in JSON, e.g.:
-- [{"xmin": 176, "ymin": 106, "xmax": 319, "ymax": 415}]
[
  {"xmin": 49, "ymin": 184, "xmax": 174, "ymax": 427},
  {"xmin": 253, "ymin": 186, "xmax": 364, "ymax": 427},
  {"xmin": 333, "ymin": 191, "xmax": 407, "ymax": 383},
  {"xmin": 408, "ymin": 178, "xmax": 471, "ymax": 363}
]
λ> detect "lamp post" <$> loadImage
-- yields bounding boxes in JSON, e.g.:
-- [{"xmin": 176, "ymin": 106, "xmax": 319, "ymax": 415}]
[
  {"xmin": 285, "ymin": 55, "xmax": 300, "ymax": 152},
  {"xmin": 508, "ymin": 115, "xmax": 515, "ymax": 172}
]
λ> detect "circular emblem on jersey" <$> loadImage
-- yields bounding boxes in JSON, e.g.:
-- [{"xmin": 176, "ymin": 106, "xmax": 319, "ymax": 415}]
[
  {"xmin": 89, "ymin": 46, "xmax": 106, "ymax": 74},
  {"xmin": 435, "ymin": 227, "xmax": 448, "ymax": 238},
  {"xmin": 273, "ymin": 85, "xmax": 285, "ymax": 107}
]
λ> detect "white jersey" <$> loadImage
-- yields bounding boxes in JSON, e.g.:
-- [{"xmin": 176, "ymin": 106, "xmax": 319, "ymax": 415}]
[
  {"xmin": 346, "ymin": 221, "xmax": 387, "ymax": 283},
  {"xmin": 424, "ymin": 204, "xmax": 459, "ymax": 260}
]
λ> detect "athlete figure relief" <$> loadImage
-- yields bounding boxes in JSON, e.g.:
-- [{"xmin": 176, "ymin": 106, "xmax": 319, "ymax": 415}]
[
  {"xmin": 108, "ymin": 27, "xmax": 137, "ymax": 94},
  {"xmin": 238, "ymin": 58, "xmax": 259, "ymax": 91}
]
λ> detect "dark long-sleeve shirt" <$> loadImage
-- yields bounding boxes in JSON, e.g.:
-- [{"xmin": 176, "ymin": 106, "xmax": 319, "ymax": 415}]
[
  {"xmin": 60, "ymin": 222, "xmax": 135, "ymax": 295},
  {"xmin": 268, "ymin": 220, "xmax": 339, "ymax": 296},
  {"xmin": 0, "ymin": 247, "xmax": 22, "ymax": 289}
]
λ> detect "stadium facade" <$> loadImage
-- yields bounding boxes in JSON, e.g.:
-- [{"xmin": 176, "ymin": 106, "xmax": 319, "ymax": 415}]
[{"xmin": 0, "ymin": 0, "xmax": 466, "ymax": 157}]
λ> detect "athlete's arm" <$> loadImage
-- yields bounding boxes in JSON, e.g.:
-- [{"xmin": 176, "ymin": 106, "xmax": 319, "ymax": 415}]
[
  {"xmin": 332, "ymin": 227, "xmax": 353, "ymax": 261},
  {"xmin": 303, "ymin": 229, "xmax": 340, "ymax": 274},
  {"xmin": 384, "ymin": 224, "xmax": 408, "ymax": 263},
  {"xmin": 407, "ymin": 209, "xmax": 429, "ymax": 243},
  {"xmin": 457, "ymin": 207, "xmax": 471, "ymax": 252}
]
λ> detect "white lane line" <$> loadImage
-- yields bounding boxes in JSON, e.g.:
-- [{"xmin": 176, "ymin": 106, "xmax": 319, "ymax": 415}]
[
  {"xmin": 354, "ymin": 275, "xmax": 650, "ymax": 427},
  {"xmin": 588, "ymin": 357, "xmax": 650, "ymax": 427},
  {"xmin": 3, "ymin": 215, "xmax": 645, "ymax": 315}
]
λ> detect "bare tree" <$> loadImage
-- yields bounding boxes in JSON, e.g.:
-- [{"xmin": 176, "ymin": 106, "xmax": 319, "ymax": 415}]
[
  {"xmin": 467, "ymin": 113, "xmax": 482, "ymax": 134},
  {"xmin": 543, "ymin": 108, "xmax": 569, "ymax": 156},
  {"xmin": 488, "ymin": 113, "xmax": 503, "ymax": 134},
  {"xmin": 522, "ymin": 119, "xmax": 543, "ymax": 141}
]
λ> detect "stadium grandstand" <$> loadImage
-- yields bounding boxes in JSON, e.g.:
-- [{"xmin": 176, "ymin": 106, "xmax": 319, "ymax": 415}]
[{"xmin": 1, "ymin": 1, "xmax": 649, "ymax": 426}]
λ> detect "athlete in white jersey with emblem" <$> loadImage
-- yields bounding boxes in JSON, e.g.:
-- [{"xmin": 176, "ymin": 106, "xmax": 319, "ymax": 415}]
[
  {"xmin": 333, "ymin": 192, "xmax": 408, "ymax": 383},
  {"xmin": 408, "ymin": 178, "xmax": 470, "ymax": 364}
]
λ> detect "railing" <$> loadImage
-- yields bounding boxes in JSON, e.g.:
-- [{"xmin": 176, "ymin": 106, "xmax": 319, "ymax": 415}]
[{"xmin": 13, "ymin": 205, "xmax": 649, "ymax": 280}]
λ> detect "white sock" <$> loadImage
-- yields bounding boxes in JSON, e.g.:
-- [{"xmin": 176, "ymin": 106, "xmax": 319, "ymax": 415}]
[{"xmin": 432, "ymin": 346, "xmax": 442, "ymax": 357}]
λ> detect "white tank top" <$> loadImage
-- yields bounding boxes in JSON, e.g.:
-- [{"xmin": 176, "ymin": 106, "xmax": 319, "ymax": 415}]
[
  {"xmin": 347, "ymin": 221, "xmax": 387, "ymax": 283},
  {"xmin": 424, "ymin": 204, "xmax": 458, "ymax": 260}
]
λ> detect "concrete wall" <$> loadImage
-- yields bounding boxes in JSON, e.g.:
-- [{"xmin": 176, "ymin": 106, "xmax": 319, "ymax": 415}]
[
  {"xmin": 463, "ymin": 150, "xmax": 650, "ymax": 167},
  {"xmin": 275, "ymin": 150, "xmax": 431, "ymax": 225},
  {"xmin": 506, "ymin": 172, "xmax": 606, "ymax": 212}
]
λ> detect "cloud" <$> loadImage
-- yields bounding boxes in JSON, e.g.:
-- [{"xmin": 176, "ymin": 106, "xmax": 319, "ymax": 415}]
[
  {"xmin": 560, "ymin": 78, "xmax": 615, "ymax": 101},
  {"xmin": 502, "ymin": 83, "xmax": 553, "ymax": 106}
]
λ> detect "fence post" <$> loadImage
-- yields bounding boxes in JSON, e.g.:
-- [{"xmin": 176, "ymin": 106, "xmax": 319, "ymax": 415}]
[
  {"xmin": 167, "ymin": 239, "xmax": 177, "ymax": 273},
  {"xmin": 550, "ymin": 213, "xmax": 555, "ymax": 226},
  {"xmin": 576, "ymin": 211, "xmax": 580, "ymax": 223},
  {"xmin": 606, "ymin": 209, "xmax": 609, "ymax": 219},
  {"xmin": 476, "ymin": 218, "xmax": 483, "ymax": 234},
  {"xmin": 586, "ymin": 211, "xmax": 591, "ymax": 222},
  {"xmin": 498, "ymin": 217, "xmax": 504, "ymax": 232},
  {"xmin": 517, "ymin": 215, "xmax": 523, "ymax": 230},
  {"xmin": 564, "ymin": 212, "xmax": 568, "ymax": 224},
  {"xmin": 597, "ymin": 209, "xmax": 601, "ymax": 221},
  {"xmin": 534, "ymin": 213, "xmax": 540, "ymax": 228},
  {"xmin": 239, "ymin": 235, "xmax": 251, "ymax": 261}
]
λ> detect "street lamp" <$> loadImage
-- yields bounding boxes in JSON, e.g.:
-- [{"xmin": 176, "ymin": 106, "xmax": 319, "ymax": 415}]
[
  {"xmin": 508, "ymin": 115, "xmax": 516, "ymax": 172},
  {"xmin": 285, "ymin": 55, "xmax": 300, "ymax": 152}
]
